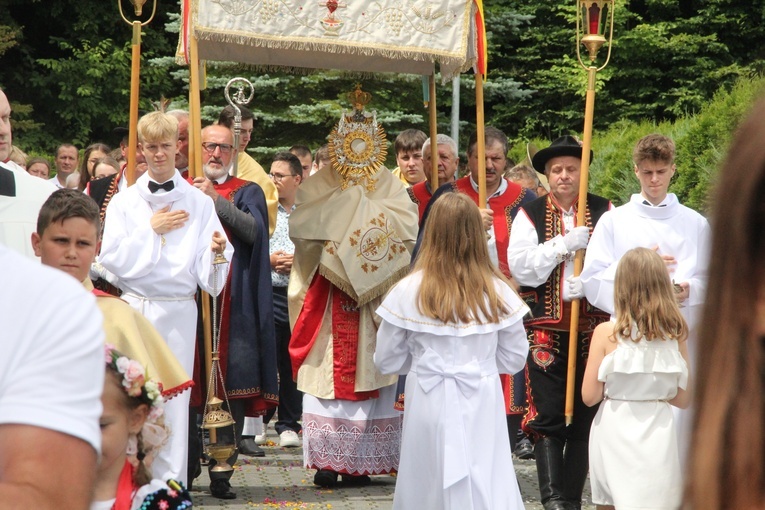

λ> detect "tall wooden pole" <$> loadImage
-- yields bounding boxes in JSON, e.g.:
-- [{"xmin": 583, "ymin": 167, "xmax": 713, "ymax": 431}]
[
  {"xmin": 565, "ymin": 66, "xmax": 597, "ymax": 425},
  {"xmin": 428, "ymin": 73, "xmax": 438, "ymax": 190},
  {"xmin": 126, "ymin": 21, "xmax": 142, "ymax": 186},
  {"xmin": 188, "ymin": 33, "xmax": 217, "ymax": 441},
  {"xmin": 475, "ymin": 73, "xmax": 487, "ymax": 208}
]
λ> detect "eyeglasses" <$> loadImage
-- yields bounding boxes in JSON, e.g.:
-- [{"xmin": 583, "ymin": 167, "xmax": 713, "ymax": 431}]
[
  {"xmin": 269, "ymin": 172, "xmax": 296, "ymax": 181},
  {"xmin": 201, "ymin": 142, "xmax": 234, "ymax": 154}
]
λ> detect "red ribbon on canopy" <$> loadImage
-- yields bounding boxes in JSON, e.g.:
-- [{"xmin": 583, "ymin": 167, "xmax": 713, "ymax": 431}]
[{"xmin": 474, "ymin": 0, "xmax": 488, "ymax": 76}]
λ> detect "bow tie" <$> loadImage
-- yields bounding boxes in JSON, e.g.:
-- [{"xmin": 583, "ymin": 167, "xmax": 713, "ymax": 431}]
[{"xmin": 148, "ymin": 180, "xmax": 174, "ymax": 193}]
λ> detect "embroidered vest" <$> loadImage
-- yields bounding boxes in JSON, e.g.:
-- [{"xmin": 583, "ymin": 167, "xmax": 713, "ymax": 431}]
[
  {"xmin": 452, "ymin": 177, "xmax": 529, "ymax": 278},
  {"xmin": 407, "ymin": 181, "xmax": 433, "ymax": 222},
  {"xmin": 520, "ymin": 193, "xmax": 610, "ymax": 328}
]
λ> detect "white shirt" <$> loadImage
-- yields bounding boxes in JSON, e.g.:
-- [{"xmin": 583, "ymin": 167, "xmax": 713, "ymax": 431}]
[
  {"xmin": 509, "ymin": 199, "xmax": 613, "ymax": 301},
  {"xmin": 48, "ymin": 175, "xmax": 66, "ymax": 189},
  {"xmin": 0, "ymin": 244, "xmax": 104, "ymax": 453},
  {"xmin": 467, "ymin": 175, "xmax": 509, "ymax": 269},
  {"xmin": 98, "ymin": 170, "xmax": 233, "ymax": 298},
  {"xmin": 0, "ymin": 161, "xmax": 55, "ymax": 258},
  {"xmin": 580, "ymin": 193, "xmax": 710, "ymax": 317}
]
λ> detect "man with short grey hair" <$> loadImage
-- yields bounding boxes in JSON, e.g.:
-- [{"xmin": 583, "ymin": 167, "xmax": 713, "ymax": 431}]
[
  {"xmin": 407, "ymin": 133, "xmax": 460, "ymax": 221},
  {"xmin": 187, "ymin": 124, "xmax": 278, "ymax": 499}
]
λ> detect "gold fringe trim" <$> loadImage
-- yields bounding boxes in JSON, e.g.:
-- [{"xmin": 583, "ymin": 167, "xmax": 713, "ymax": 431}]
[
  {"xmin": 194, "ymin": 28, "xmax": 466, "ymax": 68},
  {"xmin": 318, "ymin": 262, "xmax": 409, "ymax": 307}
]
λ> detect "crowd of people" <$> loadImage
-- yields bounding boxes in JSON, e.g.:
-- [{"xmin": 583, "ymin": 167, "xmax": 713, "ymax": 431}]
[{"xmin": 1, "ymin": 80, "xmax": 763, "ymax": 510}]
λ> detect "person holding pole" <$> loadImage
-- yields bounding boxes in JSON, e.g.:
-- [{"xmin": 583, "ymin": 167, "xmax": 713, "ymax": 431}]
[
  {"xmin": 217, "ymin": 105, "xmax": 278, "ymax": 236},
  {"xmin": 186, "ymin": 124, "xmax": 279, "ymax": 499},
  {"xmin": 508, "ymin": 135, "xmax": 612, "ymax": 510},
  {"xmin": 98, "ymin": 111, "xmax": 233, "ymax": 486},
  {"xmin": 457, "ymin": 126, "xmax": 536, "ymax": 449},
  {"xmin": 580, "ymin": 134, "xmax": 709, "ymax": 467}
]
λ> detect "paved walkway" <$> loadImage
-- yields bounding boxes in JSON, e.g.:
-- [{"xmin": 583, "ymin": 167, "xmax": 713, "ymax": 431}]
[{"xmin": 191, "ymin": 429, "xmax": 594, "ymax": 509}]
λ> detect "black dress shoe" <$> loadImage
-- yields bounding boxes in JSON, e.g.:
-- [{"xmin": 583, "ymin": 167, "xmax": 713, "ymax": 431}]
[
  {"xmin": 209, "ymin": 479, "xmax": 237, "ymax": 500},
  {"xmin": 238, "ymin": 438, "xmax": 265, "ymax": 457},
  {"xmin": 514, "ymin": 438, "xmax": 535, "ymax": 460},
  {"xmin": 313, "ymin": 469, "xmax": 338, "ymax": 488},
  {"xmin": 341, "ymin": 474, "xmax": 371, "ymax": 486}
]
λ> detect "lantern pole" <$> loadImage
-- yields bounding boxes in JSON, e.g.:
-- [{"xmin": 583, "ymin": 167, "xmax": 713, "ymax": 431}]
[
  {"xmin": 565, "ymin": 0, "xmax": 615, "ymax": 426},
  {"xmin": 117, "ymin": 0, "xmax": 157, "ymax": 186}
]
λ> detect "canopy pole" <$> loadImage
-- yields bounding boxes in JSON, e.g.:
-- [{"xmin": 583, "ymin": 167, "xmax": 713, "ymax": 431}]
[
  {"xmin": 475, "ymin": 73, "xmax": 487, "ymax": 208},
  {"xmin": 428, "ymin": 73, "xmax": 438, "ymax": 190}
]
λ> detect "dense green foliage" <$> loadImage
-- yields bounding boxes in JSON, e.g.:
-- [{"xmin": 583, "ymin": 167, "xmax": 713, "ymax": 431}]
[{"xmin": 1, "ymin": 0, "xmax": 764, "ymax": 207}]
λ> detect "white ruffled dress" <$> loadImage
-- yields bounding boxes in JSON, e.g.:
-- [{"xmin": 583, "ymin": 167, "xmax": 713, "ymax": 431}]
[
  {"xmin": 588, "ymin": 331, "xmax": 688, "ymax": 510},
  {"xmin": 374, "ymin": 271, "xmax": 529, "ymax": 510}
]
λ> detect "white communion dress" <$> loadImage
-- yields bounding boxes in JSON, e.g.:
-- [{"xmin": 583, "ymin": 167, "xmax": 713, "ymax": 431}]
[
  {"xmin": 588, "ymin": 330, "xmax": 689, "ymax": 510},
  {"xmin": 374, "ymin": 271, "xmax": 529, "ymax": 510}
]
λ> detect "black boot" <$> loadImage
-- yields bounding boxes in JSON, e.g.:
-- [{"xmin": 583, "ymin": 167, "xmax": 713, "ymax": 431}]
[
  {"xmin": 534, "ymin": 437, "xmax": 576, "ymax": 510},
  {"xmin": 562, "ymin": 439, "xmax": 590, "ymax": 510}
]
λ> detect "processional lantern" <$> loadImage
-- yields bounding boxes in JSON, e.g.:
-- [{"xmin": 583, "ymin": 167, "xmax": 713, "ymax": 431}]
[
  {"xmin": 201, "ymin": 252, "xmax": 236, "ymax": 473},
  {"xmin": 224, "ymin": 77, "xmax": 255, "ymax": 178},
  {"xmin": 576, "ymin": 0, "xmax": 615, "ymax": 66},
  {"xmin": 565, "ymin": 0, "xmax": 615, "ymax": 426}
]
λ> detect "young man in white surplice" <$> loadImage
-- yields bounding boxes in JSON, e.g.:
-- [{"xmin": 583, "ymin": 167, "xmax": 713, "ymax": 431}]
[{"xmin": 98, "ymin": 111, "xmax": 233, "ymax": 486}]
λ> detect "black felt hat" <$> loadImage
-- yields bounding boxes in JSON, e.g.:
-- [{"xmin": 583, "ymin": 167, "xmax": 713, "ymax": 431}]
[{"xmin": 531, "ymin": 135, "xmax": 593, "ymax": 174}]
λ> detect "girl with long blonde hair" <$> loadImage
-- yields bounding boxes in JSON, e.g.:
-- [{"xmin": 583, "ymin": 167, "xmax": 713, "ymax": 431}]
[
  {"xmin": 374, "ymin": 193, "xmax": 529, "ymax": 510},
  {"xmin": 582, "ymin": 247, "xmax": 690, "ymax": 510}
]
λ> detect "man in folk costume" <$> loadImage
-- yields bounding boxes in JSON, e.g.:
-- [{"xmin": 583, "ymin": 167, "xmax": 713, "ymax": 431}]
[
  {"xmin": 186, "ymin": 124, "xmax": 279, "ymax": 499},
  {"xmin": 449, "ymin": 126, "xmax": 536, "ymax": 450},
  {"xmin": 508, "ymin": 136, "xmax": 612, "ymax": 510},
  {"xmin": 98, "ymin": 111, "xmax": 232, "ymax": 485},
  {"xmin": 288, "ymin": 86, "xmax": 418, "ymax": 488}
]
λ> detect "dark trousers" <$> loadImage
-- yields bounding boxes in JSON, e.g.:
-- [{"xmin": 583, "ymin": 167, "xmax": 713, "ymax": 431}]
[
  {"xmin": 522, "ymin": 327, "xmax": 597, "ymax": 442},
  {"xmin": 264, "ymin": 286, "xmax": 303, "ymax": 434}
]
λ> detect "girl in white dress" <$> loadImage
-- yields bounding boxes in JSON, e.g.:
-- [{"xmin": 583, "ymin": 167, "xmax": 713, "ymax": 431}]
[
  {"xmin": 374, "ymin": 193, "xmax": 529, "ymax": 510},
  {"xmin": 582, "ymin": 247, "xmax": 691, "ymax": 510},
  {"xmin": 91, "ymin": 345, "xmax": 192, "ymax": 510}
]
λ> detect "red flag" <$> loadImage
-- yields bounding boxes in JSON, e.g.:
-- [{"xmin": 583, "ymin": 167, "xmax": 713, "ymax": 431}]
[
  {"xmin": 474, "ymin": 0, "xmax": 488, "ymax": 76},
  {"xmin": 181, "ymin": 0, "xmax": 191, "ymax": 64}
]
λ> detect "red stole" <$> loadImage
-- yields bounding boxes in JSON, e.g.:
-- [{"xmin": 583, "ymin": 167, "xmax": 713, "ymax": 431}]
[{"xmin": 289, "ymin": 273, "xmax": 379, "ymax": 401}]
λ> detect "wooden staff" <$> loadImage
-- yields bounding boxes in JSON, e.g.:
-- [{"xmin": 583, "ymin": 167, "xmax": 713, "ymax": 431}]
[
  {"xmin": 125, "ymin": 20, "xmax": 141, "ymax": 186},
  {"xmin": 428, "ymin": 73, "xmax": 438, "ymax": 190},
  {"xmin": 475, "ymin": 73, "xmax": 487, "ymax": 208},
  {"xmin": 565, "ymin": 66, "xmax": 597, "ymax": 425},
  {"xmin": 187, "ymin": 32, "xmax": 217, "ymax": 440},
  {"xmin": 117, "ymin": 0, "xmax": 156, "ymax": 186}
]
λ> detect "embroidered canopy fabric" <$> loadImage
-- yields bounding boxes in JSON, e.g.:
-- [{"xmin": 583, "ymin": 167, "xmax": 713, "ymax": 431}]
[{"xmin": 179, "ymin": 0, "xmax": 477, "ymax": 77}]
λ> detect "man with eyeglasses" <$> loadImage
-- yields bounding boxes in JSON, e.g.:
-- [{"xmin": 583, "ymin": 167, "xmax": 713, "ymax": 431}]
[
  {"xmin": 262, "ymin": 152, "xmax": 304, "ymax": 450},
  {"xmin": 218, "ymin": 105, "xmax": 278, "ymax": 236},
  {"xmin": 185, "ymin": 124, "xmax": 279, "ymax": 499},
  {"xmin": 581, "ymin": 133, "xmax": 710, "ymax": 470}
]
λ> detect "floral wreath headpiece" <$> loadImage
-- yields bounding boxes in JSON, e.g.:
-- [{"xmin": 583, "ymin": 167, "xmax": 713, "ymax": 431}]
[{"xmin": 104, "ymin": 344, "xmax": 164, "ymax": 414}]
